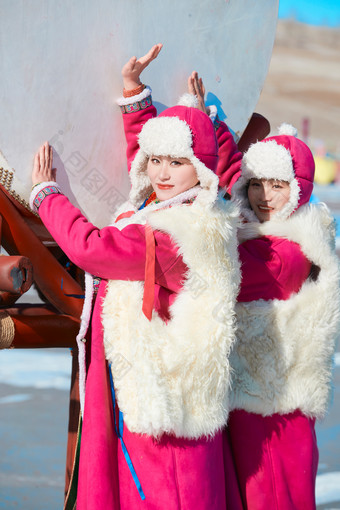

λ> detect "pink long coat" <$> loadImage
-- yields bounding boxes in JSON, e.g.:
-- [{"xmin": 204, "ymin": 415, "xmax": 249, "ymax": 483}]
[
  {"xmin": 33, "ymin": 92, "xmax": 245, "ymax": 510},
  {"xmin": 121, "ymin": 103, "xmax": 317, "ymax": 510},
  {"xmin": 215, "ymin": 120, "xmax": 319, "ymax": 510}
]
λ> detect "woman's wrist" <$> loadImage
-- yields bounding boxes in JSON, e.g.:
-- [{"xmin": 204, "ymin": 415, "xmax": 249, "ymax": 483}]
[
  {"xmin": 123, "ymin": 83, "xmax": 145, "ymax": 98},
  {"xmin": 31, "ymin": 181, "xmax": 43, "ymax": 191},
  {"xmin": 29, "ymin": 181, "xmax": 61, "ymax": 213},
  {"xmin": 117, "ymin": 85, "xmax": 152, "ymax": 108}
]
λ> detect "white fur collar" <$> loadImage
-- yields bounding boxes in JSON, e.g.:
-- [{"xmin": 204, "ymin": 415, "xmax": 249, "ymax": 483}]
[
  {"xmin": 230, "ymin": 201, "xmax": 340, "ymax": 418},
  {"xmin": 102, "ymin": 197, "xmax": 241, "ymax": 438},
  {"xmin": 238, "ymin": 202, "xmax": 336, "ymax": 259}
]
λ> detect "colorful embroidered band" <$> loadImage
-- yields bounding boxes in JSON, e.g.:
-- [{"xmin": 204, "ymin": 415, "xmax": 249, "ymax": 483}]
[
  {"xmin": 32, "ymin": 185, "xmax": 61, "ymax": 212},
  {"xmin": 120, "ymin": 96, "xmax": 152, "ymax": 114}
]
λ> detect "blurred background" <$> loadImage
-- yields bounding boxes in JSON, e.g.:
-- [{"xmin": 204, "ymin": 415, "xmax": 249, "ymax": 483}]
[{"xmin": 0, "ymin": 1, "xmax": 340, "ymax": 508}]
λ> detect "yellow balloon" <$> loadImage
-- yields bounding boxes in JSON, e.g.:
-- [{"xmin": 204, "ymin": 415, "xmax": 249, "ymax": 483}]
[{"xmin": 314, "ymin": 156, "xmax": 337, "ymax": 185}]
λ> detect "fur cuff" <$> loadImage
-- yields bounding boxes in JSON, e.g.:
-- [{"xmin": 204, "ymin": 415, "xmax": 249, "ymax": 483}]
[{"xmin": 117, "ymin": 86, "xmax": 152, "ymax": 106}]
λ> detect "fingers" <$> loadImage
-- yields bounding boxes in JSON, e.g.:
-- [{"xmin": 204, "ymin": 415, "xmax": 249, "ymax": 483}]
[
  {"xmin": 32, "ymin": 142, "xmax": 54, "ymax": 185},
  {"xmin": 187, "ymin": 71, "xmax": 207, "ymax": 114},
  {"xmin": 122, "ymin": 44, "xmax": 163, "ymax": 90},
  {"xmin": 123, "ymin": 43, "xmax": 162, "ymax": 77},
  {"xmin": 199, "ymin": 77, "xmax": 206, "ymax": 97},
  {"xmin": 39, "ymin": 141, "xmax": 52, "ymax": 171},
  {"xmin": 145, "ymin": 43, "xmax": 163, "ymax": 62},
  {"xmin": 121, "ymin": 56, "xmax": 137, "ymax": 77},
  {"xmin": 138, "ymin": 43, "xmax": 163, "ymax": 70},
  {"xmin": 188, "ymin": 71, "xmax": 204, "ymax": 97},
  {"xmin": 187, "ymin": 71, "xmax": 197, "ymax": 94}
]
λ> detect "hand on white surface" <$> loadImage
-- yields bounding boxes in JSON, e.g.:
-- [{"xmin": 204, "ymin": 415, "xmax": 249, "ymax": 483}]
[
  {"xmin": 188, "ymin": 71, "xmax": 207, "ymax": 114},
  {"xmin": 121, "ymin": 43, "xmax": 163, "ymax": 90},
  {"xmin": 32, "ymin": 141, "xmax": 56, "ymax": 186}
]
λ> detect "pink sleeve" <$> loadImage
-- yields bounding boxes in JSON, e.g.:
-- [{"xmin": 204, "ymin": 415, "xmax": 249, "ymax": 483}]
[
  {"xmin": 122, "ymin": 104, "xmax": 157, "ymax": 172},
  {"xmin": 215, "ymin": 121, "xmax": 242, "ymax": 193},
  {"xmin": 238, "ymin": 236, "xmax": 312, "ymax": 302},
  {"xmin": 38, "ymin": 193, "xmax": 186, "ymax": 293}
]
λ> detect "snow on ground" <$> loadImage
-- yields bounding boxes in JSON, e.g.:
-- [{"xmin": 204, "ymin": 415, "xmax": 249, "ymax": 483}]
[
  {"xmin": 1, "ymin": 349, "xmax": 339, "ymax": 507},
  {"xmin": 0, "ymin": 348, "xmax": 72, "ymax": 391},
  {"xmin": 334, "ymin": 352, "xmax": 340, "ymax": 367},
  {"xmin": 316, "ymin": 472, "xmax": 340, "ymax": 506}
]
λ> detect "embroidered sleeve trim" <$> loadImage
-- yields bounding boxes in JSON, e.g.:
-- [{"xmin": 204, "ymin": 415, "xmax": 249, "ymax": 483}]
[
  {"xmin": 119, "ymin": 96, "xmax": 153, "ymax": 114},
  {"xmin": 31, "ymin": 183, "xmax": 62, "ymax": 213}
]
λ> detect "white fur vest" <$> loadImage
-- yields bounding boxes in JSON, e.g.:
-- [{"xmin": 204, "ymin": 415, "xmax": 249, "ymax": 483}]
[
  {"xmin": 102, "ymin": 197, "xmax": 241, "ymax": 438},
  {"xmin": 230, "ymin": 203, "xmax": 340, "ymax": 418}
]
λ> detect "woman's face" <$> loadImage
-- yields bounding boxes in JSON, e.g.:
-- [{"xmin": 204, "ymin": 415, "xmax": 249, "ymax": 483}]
[
  {"xmin": 247, "ymin": 178, "xmax": 291, "ymax": 222},
  {"xmin": 147, "ymin": 155, "xmax": 199, "ymax": 201}
]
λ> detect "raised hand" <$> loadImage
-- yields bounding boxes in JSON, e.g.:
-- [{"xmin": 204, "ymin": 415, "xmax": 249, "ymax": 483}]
[
  {"xmin": 122, "ymin": 43, "xmax": 163, "ymax": 91},
  {"xmin": 32, "ymin": 141, "xmax": 56, "ymax": 186},
  {"xmin": 188, "ymin": 71, "xmax": 207, "ymax": 114}
]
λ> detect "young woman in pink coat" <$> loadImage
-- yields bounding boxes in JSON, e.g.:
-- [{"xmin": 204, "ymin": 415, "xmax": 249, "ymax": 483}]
[
  {"xmin": 118, "ymin": 52, "xmax": 340, "ymax": 507},
  {"xmin": 30, "ymin": 49, "xmax": 243, "ymax": 508},
  {"xmin": 223, "ymin": 126, "xmax": 339, "ymax": 510},
  {"xmin": 185, "ymin": 73, "xmax": 340, "ymax": 508}
]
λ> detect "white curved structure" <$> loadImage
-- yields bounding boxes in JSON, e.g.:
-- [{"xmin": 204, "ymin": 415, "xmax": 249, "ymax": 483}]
[{"xmin": 0, "ymin": 0, "xmax": 278, "ymax": 225}]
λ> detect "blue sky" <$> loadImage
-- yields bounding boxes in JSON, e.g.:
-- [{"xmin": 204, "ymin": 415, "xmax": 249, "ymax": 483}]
[{"xmin": 278, "ymin": 0, "xmax": 340, "ymax": 27}]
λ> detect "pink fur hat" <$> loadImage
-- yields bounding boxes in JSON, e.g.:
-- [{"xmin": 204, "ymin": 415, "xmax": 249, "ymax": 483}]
[
  {"xmin": 233, "ymin": 123, "xmax": 315, "ymax": 221},
  {"xmin": 129, "ymin": 100, "xmax": 219, "ymax": 209}
]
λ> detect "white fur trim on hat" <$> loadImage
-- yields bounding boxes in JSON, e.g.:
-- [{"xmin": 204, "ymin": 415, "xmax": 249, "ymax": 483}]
[
  {"xmin": 177, "ymin": 93, "xmax": 199, "ymax": 109},
  {"xmin": 241, "ymin": 140, "xmax": 295, "ymax": 183},
  {"xmin": 139, "ymin": 116, "xmax": 193, "ymax": 159},
  {"xmin": 277, "ymin": 123, "xmax": 298, "ymax": 137},
  {"xmin": 273, "ymin": 178, "xmax": 300, "ymax": 220}
]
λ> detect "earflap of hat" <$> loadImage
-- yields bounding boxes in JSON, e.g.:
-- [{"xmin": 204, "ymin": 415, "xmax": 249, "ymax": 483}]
[
  {"xmin": 128, "ymin": 148, "xmax": 154, "ymax": 208},
  {"xmin": 190, "ymin": 155, "xmax": 219, "ymax": 207},
  {"xmin": 272, "ymin": 177, "xmax": 300, "ymax": 220},
  {"xmin": 231, "ymin": 176, "xmax": 259, "ymax": 222}
]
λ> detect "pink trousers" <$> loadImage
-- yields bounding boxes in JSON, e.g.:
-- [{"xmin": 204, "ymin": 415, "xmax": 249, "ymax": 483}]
[{"xmin": 227, "ymin": 409, "xmax": 319, "ymax": 510}]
